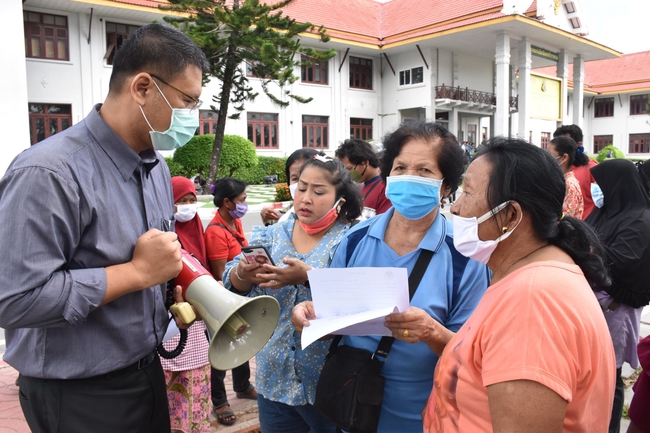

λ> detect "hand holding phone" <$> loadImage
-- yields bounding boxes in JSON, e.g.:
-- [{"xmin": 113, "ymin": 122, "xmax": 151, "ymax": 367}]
[{"xmin": 242, "ymin": 245, "xmax": 275, "ymax": 267}]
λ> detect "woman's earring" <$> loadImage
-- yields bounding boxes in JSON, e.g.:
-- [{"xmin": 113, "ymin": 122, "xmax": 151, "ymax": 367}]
[{"xmin": 502, "ymin": 227, "xmax": 508, "ymax": 234}]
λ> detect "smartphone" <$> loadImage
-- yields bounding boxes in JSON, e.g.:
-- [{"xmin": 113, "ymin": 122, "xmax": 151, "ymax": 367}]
[{"xmin": 242, "ymin": 245, "xmax": 275, "ymax": 266}]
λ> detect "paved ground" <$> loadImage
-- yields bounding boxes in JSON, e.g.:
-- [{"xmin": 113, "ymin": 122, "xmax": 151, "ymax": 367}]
[
  {"xmin": 198, "ymin": 184, "xmax": 279, "ymax": 210},
  {"xmin": 0, "ymin": 357, "xmax": 261, "ymax": 433}
]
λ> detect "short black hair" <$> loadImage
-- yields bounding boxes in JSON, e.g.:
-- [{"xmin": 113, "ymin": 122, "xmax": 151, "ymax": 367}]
[
  {"xmin": 299, "ymin": 157, "xmax": 363, "ymax": 222},
  {"xmin": 334, "ymin": 138, "xmax": 380, "ymax": 168},
  {"xmin": 549, "ymin": 135, "xmax": 589, "ymax": 167},
  {"xmin": 285, "ymin": 149, "xmax": 323, "ymax": 182},
  {"xmin": 109, "ymin": 23, "xmax": 209, "ymax": 94},
  {"xmin": 212, "ymin": 177, "xmax": 247, "ymax": 208},
  {"xmin": 553, "ymin": 124, "xmax": 584, "ymax": 145},
  {"xmin": 380, "ymin": 120, "xmax": 464, "ymax": 195},
  {"xmin": 475, "ymin": 137, "xmax": 609, "ymax": 291}
]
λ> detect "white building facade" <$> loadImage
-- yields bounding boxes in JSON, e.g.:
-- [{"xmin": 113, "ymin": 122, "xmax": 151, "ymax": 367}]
[{"xmin": 4, "ymin": 0, "xmax": 626, "ymax": 175}]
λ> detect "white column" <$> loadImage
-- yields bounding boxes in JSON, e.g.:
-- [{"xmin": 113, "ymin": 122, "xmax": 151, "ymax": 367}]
[
  {"xmin": 427, "ymin": 48, "xmax": 437, "ymax": 121},
  {"xmin": 0, "ymin": 0, "xmax": 30, "ymax": 175},
  {"xmin": 449, "ymin": 107, "xmax": 459, "ymax": 141},
  {"xmin": 557, "ymin": 50, "xmax": 570, "ymax": 124},
  {"xmin": 572, "ymin": 55, "xmax": 584, "ymax": 128},
  {"xmin": 517, "ymin": 38, "xmax": 531, "ymax": 139},
  {"xmin": 494, "ymin": 33, "xmax": 511, "ymax": 136}
]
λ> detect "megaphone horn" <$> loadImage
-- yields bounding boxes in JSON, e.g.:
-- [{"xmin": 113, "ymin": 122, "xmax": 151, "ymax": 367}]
[{"xmin": 175, "ymin": 250, "xmax": 281, "ymax": 370}]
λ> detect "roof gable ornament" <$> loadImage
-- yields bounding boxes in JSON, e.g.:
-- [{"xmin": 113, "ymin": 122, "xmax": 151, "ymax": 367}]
[{"xmin": 501, "ymin": 0, "xmax": 535, "ymax": 15}]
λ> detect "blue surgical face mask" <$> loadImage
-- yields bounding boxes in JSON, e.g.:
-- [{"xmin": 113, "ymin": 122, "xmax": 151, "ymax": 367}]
[
  {"xmin": 139, "ymin": 80, "xmax": 199, "ymax": 151},
  {"xmin": 385, "ymin": 175, "xmax": 443, "ymax": 220},
  {"xmin": 591, "ymin": 183, "xmax": 604, "ymax": 208}
]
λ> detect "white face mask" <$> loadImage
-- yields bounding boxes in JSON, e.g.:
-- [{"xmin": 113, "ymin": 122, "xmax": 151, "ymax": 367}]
[
  {"xmin": 289, "ymin": 182, "xmax": 299, "ymax": 200},
  {"xmin": 174, "ymin": 203, "xmax": 199, "ymax": 223},
  {"xmin": 452, "ymin": 201, "xmax": 521, "ymax": 264}
]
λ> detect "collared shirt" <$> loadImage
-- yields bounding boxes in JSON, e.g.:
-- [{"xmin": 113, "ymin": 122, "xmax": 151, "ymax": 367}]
[
  {"xmin": 0, "ymin": 104, "xmax": 173, "ymax": 379},
  {"xmin": 223, "ymin": 213, "xmax": 349, "ymax": 405},
  {"xmin": 361, "ymin": 175, "xmax": 391, "ymax": 215},
  {"xmin": 331, "ymin": 209, "xmax": 489, "ymax": 433}
]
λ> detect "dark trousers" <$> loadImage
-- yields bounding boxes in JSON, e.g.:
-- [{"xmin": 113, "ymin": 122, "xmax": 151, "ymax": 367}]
[
  {"xmin": 19, "ymin": 355, "xmax": 170, "ymax": 433},
  {"xmin": 609, "ymin": 366, "xmax": 624, "ymax": 433},
  {"xmin": 211, "ymin": 362, "xmax": 252, "ymax": 407}
]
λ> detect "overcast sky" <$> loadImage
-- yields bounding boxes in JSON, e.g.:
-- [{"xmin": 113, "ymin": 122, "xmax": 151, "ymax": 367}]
[{"xmin": 583, "ymin": 0, "xmax": 650, "ymax": 54}]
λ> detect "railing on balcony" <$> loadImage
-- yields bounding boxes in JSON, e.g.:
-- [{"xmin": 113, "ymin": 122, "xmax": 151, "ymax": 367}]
[{"xmin": 435, "ymin": 85, "xmax": 518, "ymax": 109}]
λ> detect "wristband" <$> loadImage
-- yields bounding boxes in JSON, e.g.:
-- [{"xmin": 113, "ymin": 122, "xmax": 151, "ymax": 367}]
[{"xmin": 235, "ymin": 265, "xmax": 246, "ymax": 282}]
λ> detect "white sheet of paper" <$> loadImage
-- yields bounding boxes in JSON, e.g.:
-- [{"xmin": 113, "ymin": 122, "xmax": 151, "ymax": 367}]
[{"xmin": 301, "ymin": 267, "xmax": 409, "ymax": 349}]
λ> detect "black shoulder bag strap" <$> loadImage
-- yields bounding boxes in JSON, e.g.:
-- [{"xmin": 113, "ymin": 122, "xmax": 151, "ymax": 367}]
[
  {"xmin": 327, "ymin": 248, "xmax": 434, "ymax": 374},
  {"xmin": 207, "ymin": 222, "xmax": 245, "ymax": 247},
  {"xmin": 363, "ymin": 177, "xmax": 382, "ymax": 201}
]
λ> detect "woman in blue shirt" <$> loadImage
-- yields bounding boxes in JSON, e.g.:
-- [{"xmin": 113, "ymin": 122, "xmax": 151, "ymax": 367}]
[
  {"xmin": 293, "ymin": 120, "xmax": 489, "ymax": 432},
  {"xmin": 223, "ymin": 156, "xmax": 363, "ymax": 433}
]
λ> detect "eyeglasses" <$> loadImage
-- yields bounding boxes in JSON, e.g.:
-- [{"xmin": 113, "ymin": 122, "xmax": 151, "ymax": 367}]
[{"xmin": 150, "ymin": 74, "xmax": 202, "ymax": 111}]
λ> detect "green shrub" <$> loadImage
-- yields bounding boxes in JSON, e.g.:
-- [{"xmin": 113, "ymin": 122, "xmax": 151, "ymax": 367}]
[
  {"xmin": 219, "ymin": 135, "xmax": 258, "ymax": 177},
  {"xmin": 172, "ymin": 135, "xmax": 213, "ymax": 175},
  {"xmin": 172, "ymin": 134, "xmax": 259, "ymax": 178},
  {"xmin": 275, "ymin": 183, "xmax": 292, "ymax": 201},
  {"xmin": 230, "ymin": 156, "xmax": 288, "ymax": 184},
  {"xmin": 596, "ymin": 145, "xmax": 625, "ymax": 163},
  {"xmin": 164, "ymin": 157, "xmax": 193, "ymax": 178}
]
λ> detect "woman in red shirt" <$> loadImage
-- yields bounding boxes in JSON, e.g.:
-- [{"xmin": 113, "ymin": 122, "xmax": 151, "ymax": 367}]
[{"xmin": 204, "ymin": 177, "xmax": 256, "ymax": 425}]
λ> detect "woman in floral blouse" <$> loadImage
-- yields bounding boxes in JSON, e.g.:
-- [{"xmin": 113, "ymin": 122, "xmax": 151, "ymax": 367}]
[
  {"xmin": 548, "ymin": 135, "xmax": 585, "ymax": 219},
  {"xmin": 223, "ymin": 156, "xmax": 363, "ymax": 433}
]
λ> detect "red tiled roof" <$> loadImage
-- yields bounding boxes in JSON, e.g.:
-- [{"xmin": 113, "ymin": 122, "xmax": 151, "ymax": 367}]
[
  {"xmin": 109, "ymin": 0, "xmax": 169, "ymax": 8},
  {"xmin": 108, "ymin": 0, "xmax": 536, "ymax": 46},
  {"xmin": 380, "ymin": 0, "xmax": 503, "ymax": 38},
  {"xmin": 280, "ymin": 0, "xmax": 382, "ymax": 44},
  {"xmin": 382, "ymin": 11, "xmax": 506, "ymax": 45},
  {"xmin": 534, "ymin": 50, "xmax": 650, "ymax": 94}
]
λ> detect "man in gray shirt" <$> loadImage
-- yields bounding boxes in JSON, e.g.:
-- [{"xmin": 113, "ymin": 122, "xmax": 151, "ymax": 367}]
[{"xmin": 0, "ymin": 24, "xmax": 208, "ymax": 433}]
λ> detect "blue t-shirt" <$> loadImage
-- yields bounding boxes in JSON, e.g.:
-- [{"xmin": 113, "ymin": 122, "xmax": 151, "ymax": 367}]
[
  {"xmin": 330, "ymin": 209, "xmax": 489, "ymax": 433},
  {"xmin": 224, "ymin": 213, "xmax": 349, "ymax": 405}
]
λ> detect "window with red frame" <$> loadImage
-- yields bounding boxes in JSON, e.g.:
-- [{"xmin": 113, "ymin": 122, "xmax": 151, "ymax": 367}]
[
  {"xmin": 593, "ymin": 135, "xmax": 612, "ymax": 153},
  {"xmin": 541, "ymin": 132, "xmax": 551, "ymax": 150},
  {"xmin": 104, "ymin": 22, "xmax": 140, "ymax": 65},
  {"xmin": 302, "ymin": 116, "xmax": 329, "ymax": 148},
  {"xmin": 29, "ymin": 103, "xmax": 72, "ymax": 145},
  {"xmin": 199, "ymin": 110, "xmax": 219, "ymax": 135},
  {"xmin": 24, "ymin": 11, "xmax": 68, "ymax": 61},
  {"xmin": 349, "ymin": 57, "xmax": 372, "ymax": 90},
  {"xmin": 301, "ymin": 56, "xmax": 328, "ymax": 85},
  {"xmin": 247, "ymin": 113, "xmax": 278, "ymax": 149},
  {"xmin": 630, "ymin": 94, "xmax": 649, "ymax": 115},
  {"xmin": 629, "ymin": 133, "xmax": 650, "ymax": 154},
  {"xmin": 350, "ymin": 118, "xmax": 372, "ymax": 140},
  {"xmin": 594, "ymin": 98, "xmax": 614, "ymax": 117}
]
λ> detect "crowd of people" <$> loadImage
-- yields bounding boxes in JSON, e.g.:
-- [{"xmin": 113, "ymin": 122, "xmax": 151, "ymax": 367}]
[{"xmin": 1, "ymin": 22, "xmax": 650, "ymax": 433}]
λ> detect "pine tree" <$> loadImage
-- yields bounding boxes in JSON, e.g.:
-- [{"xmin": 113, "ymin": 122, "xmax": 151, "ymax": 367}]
[{"xmin": 163, "ymin": 0, "xmax": 334, "ymax": 184}]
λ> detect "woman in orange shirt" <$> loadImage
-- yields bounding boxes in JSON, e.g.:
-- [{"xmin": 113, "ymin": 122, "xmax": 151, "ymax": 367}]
[
  {"xmin": 425, "ymin": 137, "xmax": 615, "ymax": 433},
  {"xmin": 204, "ymin": 177, "xmax": 256, "ymax": 425}
]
